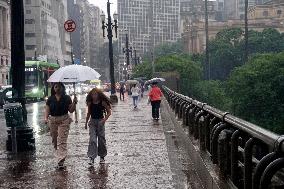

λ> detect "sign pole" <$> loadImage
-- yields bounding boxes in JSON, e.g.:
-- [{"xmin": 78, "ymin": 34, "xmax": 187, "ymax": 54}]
[{"xmin": 64, "ymin": 20, "xmax": 78, "ymax": 123}]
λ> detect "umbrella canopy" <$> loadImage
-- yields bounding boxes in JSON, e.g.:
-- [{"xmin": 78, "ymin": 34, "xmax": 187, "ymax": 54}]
[
  {"xmin": 126, "ymin": 80, "xmax": 139, "ymax": 85},
  {"xmin": 145, "ymin": 77, "xmax": 165, "ymax": 85},
  {"xmin": 47, "ymin": 65, "xmax": 101, "ymax": 83}
]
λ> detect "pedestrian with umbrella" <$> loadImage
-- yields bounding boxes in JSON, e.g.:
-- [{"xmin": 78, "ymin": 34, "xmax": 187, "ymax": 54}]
[
  {"xmin": 147, "ymin": 78, "xmax": 165, "ymax": 121},
  {"xmin": 46, "ymin": 64, "xmax": 101, "ymax": 169},
  {"xmin": 44, "ymin": 82, "xmax": 77, "ymax": 169}
]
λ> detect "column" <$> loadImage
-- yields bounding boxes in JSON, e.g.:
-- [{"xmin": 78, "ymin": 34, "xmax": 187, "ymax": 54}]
[
  {"xmin": 0, "ymin": 7, "xmax": 3, "ymax": 48},
  {"xmin": 3, "ymin": 8, "xmax": 7, "ymax": 49}
]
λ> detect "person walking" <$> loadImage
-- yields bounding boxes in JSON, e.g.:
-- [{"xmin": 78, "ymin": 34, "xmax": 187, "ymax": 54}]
[
  {"xmin": 131, "ymin": 84, "xmax": 140, "ymax": 108},
  {"xmin": 148, "ymin": 82, "xmax": 163, "ymax": 121},
  {"xmin": 44, "ymin": 83, "xmax": 77, "ymax": 169},
  {"xmin": 119, "ymin": 83, "xmax": 125, "ymax": 101},
  {"xmin": 85, "ymin": 88, "xmax": 112, "ymax": 166},
  {"xmin": 141, "ymin": 84, "xmax": 145, "ymax": 98}
]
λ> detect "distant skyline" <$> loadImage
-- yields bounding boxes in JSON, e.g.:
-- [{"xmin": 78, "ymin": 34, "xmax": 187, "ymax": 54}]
[{"xmin": 88, "ymin": 0, "xmax": 117, "ymax": 16}]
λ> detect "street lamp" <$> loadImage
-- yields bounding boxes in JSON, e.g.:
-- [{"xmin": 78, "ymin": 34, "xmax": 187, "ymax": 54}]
[
  {"xmin": 123, "ymin": 31, "xmax": 132, "ymax": 79},
  {"xmin": 100, "ymin": 0, "xmax": 118, "ymax": 103},
  {"xmin": 34, "ymin": 47, "xmax": 37, "ymax": 61}
]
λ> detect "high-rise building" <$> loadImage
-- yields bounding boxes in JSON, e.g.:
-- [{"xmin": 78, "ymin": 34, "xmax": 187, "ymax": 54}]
[
  {"xmin": 216, "ymin": 0, "xmax": 238, "ymax": 20},
  {"xmin": 24, "ymin": 0, "xmax": 71, "ymax": 66},
  {"xmin": 117, "ymin": 0, "xmax": 181, "ymax": 77},
  {"xmin": 0, "ymin": 0, "xmax": 10, "ymax": 85},
  {"xmin": 72, "ymin": 0, "xmax": 104, "ymax": 69}
]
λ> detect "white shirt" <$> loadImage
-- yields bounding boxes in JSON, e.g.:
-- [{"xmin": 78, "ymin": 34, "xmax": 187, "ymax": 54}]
[{"xmin": 131, "ymin": 87, "xmax": 140, "ymax": 96}]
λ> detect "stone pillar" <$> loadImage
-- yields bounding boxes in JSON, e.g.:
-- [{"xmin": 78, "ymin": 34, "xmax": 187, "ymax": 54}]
[
  {"xmin": 0, "ymin": 7, "xmax": 3, "ymax": 48},
  {"xmin": 3, "ymin": 7, "xmax": 7, "ymax": 49}
]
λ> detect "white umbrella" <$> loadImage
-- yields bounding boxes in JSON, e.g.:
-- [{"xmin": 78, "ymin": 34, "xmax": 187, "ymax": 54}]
[
  {"xmin": 47, "ymin": 65, "xmax": 101, "ymax": 123},
  {"xmin": 47, "ymin": 64, "xmax": 101, "ymax": 83},
  {"xmin": 145, "ymin": 77, "xmax": 165, "ymax": 85}
]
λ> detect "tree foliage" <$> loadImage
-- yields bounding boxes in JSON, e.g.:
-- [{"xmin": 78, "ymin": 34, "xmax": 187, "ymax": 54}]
[
  {"xmin": 208, "ymin": 28, "xmax": 284, "ymax": 81},
  {"xmin": 155, "ymin": 54, "xmax": 202, "ymax": 96},
  {"xmin": 227, "ymin": 52, "xmax": 284, "ymax": 134},
  {"xmin": 192, "ymin": 80, "xmax": 231, "ymax": 111}
]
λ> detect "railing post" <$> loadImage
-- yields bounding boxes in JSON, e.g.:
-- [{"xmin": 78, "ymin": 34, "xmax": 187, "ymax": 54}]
[
  {"xmin": 244, "ymin": 138, "xmax": 260, "ymax": 189},
  {"xmin": 231, "ymin": 130, "xmax": 242, "ymax": 186}
]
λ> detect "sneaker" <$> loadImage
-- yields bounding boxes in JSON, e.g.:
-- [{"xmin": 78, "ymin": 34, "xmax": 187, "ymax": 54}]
[
  {"xmin": 100, "ymin": 157, "xmax": 105, "ymax": 164},
  {"xmin": 88, "ymin": 158, "xmax": 94, "ymax": 166},
  {"xmin": 56, "ymin": 162, "xmax": 65, "ymax": 170}
]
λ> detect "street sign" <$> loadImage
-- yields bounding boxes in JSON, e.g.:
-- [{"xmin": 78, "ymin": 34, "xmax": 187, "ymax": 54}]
[{"xmin": 64, "ymin": 20, "xmax": 76, "ymax": 32}]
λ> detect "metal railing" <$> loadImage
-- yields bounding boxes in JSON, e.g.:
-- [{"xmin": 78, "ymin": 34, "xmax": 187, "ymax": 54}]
[{"xmin": 162, "ymin": 86, "xmax": 284, "ymax": 189}]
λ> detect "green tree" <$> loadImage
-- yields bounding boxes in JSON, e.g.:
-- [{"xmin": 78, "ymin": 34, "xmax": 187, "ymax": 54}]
[
  {"xmin": 208, "ymin": 28, "xmax": 284, "ymax": 81},
  {"xmin": 192, "ymin": 80, "xmax": 231, "ymax": 111},
  {"xmin": 227, "ymin": 52, "xmax": 284, "ymax": 134},
  {"xmin": 208, "ymin": 28, "xmax": 244, "ymax": 81},
  {"xmin": 132, "ymin": 60, "xmax": 153, "ymax": 79},
  {"xmin": 155, "ymin": 54, "xmax": 202, "ymax": 96}
]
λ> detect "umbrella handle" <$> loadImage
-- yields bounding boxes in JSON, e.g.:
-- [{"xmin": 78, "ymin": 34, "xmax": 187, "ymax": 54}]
[{"xmin": 73, "ymin": 82, "xmax": 78, "ymax": 123}]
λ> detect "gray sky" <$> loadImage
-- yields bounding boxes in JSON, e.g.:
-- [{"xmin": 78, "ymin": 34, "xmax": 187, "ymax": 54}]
[{"xmin": 88, "ymin": 0, "xmax": 117, "ymax": 16}]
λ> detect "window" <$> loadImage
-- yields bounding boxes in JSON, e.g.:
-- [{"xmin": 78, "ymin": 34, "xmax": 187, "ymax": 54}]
[
  {"xmin": 25, "ymin": 33, "xmax": 36, "ymax": 37},
  {"xmin": 263, "ymin": 11, "xmax": 268, "ymax": 17},
  {"xmin": 25, "ymin": 19, "xmax": 35, "ymax": 24},
  {"xmin": 26, "ymin": 45, "xmax": 36, "ymax": 50},
  {"xmin": 26, "ymin": 0, "xmax": 31, "ymax": 4},
  {"xmin": 26, "ymin": 10, "xmax": 31, "ymax": 14},
  {"xmin": 277, "ymin": 10, "xmax": 282, "ymax": 15}
]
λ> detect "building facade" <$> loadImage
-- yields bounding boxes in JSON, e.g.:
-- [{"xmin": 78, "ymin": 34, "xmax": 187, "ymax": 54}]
[
  {"xmin": 182, "ymin": 0, "xmax": 284, "ymax": 54},
  {"xmin": 0, "ymin": 0, "xmax": 10, "ymax": 86},
  {"xmin": 180, "ymin": 0, "xmax": 217, "ymax": 53},
  {"xmin": 117, "ymin": 0, "xmax": 181, "ymax": 79},
  {"xmin": 248, "ymin": 0, "xmax": 284, "ymax": 19},
  {"xmin": 238, "ymin": 0, "xmax": 271, "ymax": 19},
  {"xmin": 24, "ymin": 0, "xmax": 71, "ymax": 66},
  {"xmin": 70, "ymin": 0, "xmax": 103, "ymax": 69}
]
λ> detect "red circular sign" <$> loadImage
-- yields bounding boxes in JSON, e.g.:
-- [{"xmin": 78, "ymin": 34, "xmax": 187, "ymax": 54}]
[{"xmin": 64, "ymin": 20, "xmax": 76, "ymax": 32}]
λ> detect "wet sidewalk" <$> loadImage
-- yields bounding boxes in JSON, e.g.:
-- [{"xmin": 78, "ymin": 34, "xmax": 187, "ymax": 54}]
[{"xmin": 0, "ymin": 94, "xmax": 203, "ymax": 189}]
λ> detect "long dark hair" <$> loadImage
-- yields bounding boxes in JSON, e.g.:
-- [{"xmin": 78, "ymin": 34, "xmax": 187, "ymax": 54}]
[
  {"xmin": 86, "ymin": 88, "xmax": 112, "ymax": 114},
  {"xmin": 51, "ymin": 83, "xmax": 66, "ymax": 96}
]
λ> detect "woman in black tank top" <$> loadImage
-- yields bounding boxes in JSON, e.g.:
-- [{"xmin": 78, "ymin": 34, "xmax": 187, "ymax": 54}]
[{"xmin": 85, "ymin": 88, "xmax": 112, "ymax": 166}]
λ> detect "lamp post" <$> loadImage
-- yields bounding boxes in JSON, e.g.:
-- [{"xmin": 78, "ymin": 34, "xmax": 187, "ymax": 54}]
[
  {"xmin": 123, "ymin": 33, "xmax": 132, "ymax": 79},
  {"xmin": 204, "ymin": 0, "xmax": 210, "ymax": 80},
  {"xmin": 132, "ymin": 48, "xmax": 139, "ymax": 66},
  {"xmin": 244, "ymin": 0, "xmax": 248, "ymax": 62},
  {"xmin": 100, "ymin": 0, "xmax": 118, "ymax": 103},
  {"xmin": 34, "ymin": 47, "xmax": 37, "ymax": 61}
]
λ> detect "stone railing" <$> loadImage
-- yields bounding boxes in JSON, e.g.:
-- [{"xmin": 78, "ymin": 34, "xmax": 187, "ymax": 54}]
[{"xmin": 162, "ymin": 86, "xmax": 284, "ymax": 189}]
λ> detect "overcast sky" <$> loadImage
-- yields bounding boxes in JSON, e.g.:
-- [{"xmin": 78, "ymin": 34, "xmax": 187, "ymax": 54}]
[{"xmin": 88, "ymin": 0, "xmax": 117, "ymax": 16}]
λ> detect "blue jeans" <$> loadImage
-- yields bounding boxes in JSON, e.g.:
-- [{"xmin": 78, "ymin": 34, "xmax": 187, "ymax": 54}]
[{"xmin": 132, "ymin": 96, "xmax": 138, "ymax": 107}]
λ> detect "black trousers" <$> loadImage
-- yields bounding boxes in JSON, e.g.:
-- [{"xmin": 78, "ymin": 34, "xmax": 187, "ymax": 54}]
[
  {"xmin": 151, "ymin": 100, "xmax": 161, "ymax": 119},
  {"xmin": 120, "ymin": 91, "xmax": 124, "ymax": 100}
]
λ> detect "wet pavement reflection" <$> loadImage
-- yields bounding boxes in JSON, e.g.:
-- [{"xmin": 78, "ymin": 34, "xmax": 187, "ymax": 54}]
[{"xmin": 0, "ymin": 93, "xmax": 201, "ymax": 188}]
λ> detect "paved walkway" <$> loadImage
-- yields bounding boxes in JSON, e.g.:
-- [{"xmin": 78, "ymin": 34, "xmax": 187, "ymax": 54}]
[{"xmin": 0, "ymin": 93, "xmax": 202, "ymax": 189}]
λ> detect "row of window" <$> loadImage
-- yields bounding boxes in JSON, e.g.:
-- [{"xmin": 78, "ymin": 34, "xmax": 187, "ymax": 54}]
[
  {"xmin": 0, "ymin": 57, "xmax": 9, "ymax": 66},
  {"xmin": 26, "ymin": 0, "xmax": 51, "ymax": 10}
]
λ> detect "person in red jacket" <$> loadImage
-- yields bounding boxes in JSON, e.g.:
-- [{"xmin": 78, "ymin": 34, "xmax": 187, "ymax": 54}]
[{"xmin": 148, "ymin": 82, "xmax": 163, "ymax": 120}]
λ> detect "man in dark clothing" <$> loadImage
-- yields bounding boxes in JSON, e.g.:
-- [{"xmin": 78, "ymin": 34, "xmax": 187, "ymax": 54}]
[{"xmin": 119, "ymin": 84, "xmax": 125, "ymax": 101}]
